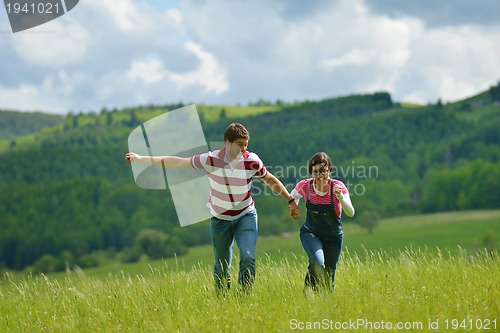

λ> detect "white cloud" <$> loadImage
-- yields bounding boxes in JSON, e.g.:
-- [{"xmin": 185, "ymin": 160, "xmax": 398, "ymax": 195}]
[
  {"xmin": 0, "ymin": 73, "xmax": 74, "ymax": 112},
  {"xmin": 180, "ymin": 0, "xmax": 419, "ymax": 101},
  {"xmin": 126, "ymin": 41, "xmax": 228, "ymax": 94},
  {"xmin": 165, "ymin": 8, "xmax": 184, "ymax": 28},
  {"xmin": 84, "ymin": 0, "xmax": 151, "ymax": 33},
  {"xmin": 11, "ymin": 19, "xmax": 90, "ymax": 67},
  {"xmin": 167, "ymin": 42, "xmax": 228, "ymax": 94},
  {"xmin": 128, "ymin": 59, "xmax": 166, "ymax": 84},
  {"xmin": 0, "ymin": 84, "xmax": 41, "ymax": 111},
  {"xmin": 320, "ymin": 49, "xmax": 371, "ymax": 70},
  {"xmin": 181, "ymin": 0, "xmax": 500, "ymax": 104},
  {"xmin": 402, "ymin": 25, "xmax": 500, "ymax": 103}
]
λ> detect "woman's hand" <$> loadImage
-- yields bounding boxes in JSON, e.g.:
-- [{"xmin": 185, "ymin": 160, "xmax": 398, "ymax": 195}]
[{"xmin": 334, "ymin": 183, "xmax": 343, "ymax": 199}]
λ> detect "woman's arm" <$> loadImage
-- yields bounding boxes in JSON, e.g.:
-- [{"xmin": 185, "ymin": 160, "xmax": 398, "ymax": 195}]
[
  {"xmin": 288, "ymin": 188, "xmax": 302, "ymax": 220},
  {"xmin": 289, "ymin": 188, "xmax": 302, "ymax": 201},
  {"xmin": 334, "ymin": 183, "xmax": 355, "ymax": 217},
  {"xmin": 338, "ymin": 192, "xmax": 355, "ymax": 217}
]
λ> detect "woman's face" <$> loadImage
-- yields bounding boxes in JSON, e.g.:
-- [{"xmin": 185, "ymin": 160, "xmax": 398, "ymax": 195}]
[{"xmin": 311, "ymin": 162, "xmax": 330, "ymax": 182}]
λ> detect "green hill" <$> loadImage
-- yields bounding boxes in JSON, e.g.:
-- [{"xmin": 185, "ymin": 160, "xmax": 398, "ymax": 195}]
[
  {"xmin": 1, "ymin": 84, "xmax": 500, "ymax": 272},
  {"xmin": 0, "ymin": 110, "xmax": 64, "ymax": 149},
  {"xmin": 0, "ymin": 110, "xmax": 64, "ymax": 137}
]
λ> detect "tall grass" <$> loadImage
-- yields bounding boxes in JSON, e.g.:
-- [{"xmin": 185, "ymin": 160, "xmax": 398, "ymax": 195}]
[{"xmin": 1, "ymin": 248, "xmax": 498, "ymax": 332}]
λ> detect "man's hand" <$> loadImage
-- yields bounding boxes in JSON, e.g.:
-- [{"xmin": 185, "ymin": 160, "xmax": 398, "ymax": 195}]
[
  {"xmin": 288, "ymin": 201, "xmax": 300, "ymax": 220},
  {"xmin": 125, "ymin": 152, "xmax": 142, "ymax": 163}
]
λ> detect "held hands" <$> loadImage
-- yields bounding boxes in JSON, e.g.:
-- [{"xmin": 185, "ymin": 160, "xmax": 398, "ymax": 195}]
[{"xmin": 288, "ymin": 201, "xmax": 300, "ymax": 220}]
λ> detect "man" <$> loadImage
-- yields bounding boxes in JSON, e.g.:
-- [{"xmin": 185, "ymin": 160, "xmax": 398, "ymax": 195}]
[{"xmin": 126, "ymin": 123, "xmax": 299, "ymax": 294}]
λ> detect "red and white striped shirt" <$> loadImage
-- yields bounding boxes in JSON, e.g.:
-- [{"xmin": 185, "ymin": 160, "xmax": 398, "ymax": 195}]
[{"xmin": 190, "ymin": 147, "xmax": 268, "ymax": 220}]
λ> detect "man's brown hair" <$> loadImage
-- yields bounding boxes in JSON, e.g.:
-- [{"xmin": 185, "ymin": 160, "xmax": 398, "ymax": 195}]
[{"xmin": 224, "ymin": 123, "xmax": 250, "ymax": 142}]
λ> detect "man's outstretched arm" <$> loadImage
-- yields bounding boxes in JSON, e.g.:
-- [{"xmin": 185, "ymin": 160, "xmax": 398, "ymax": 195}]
[{"xmin": 125, "ymin": 152, "xmax": 192, "ymax": 168}]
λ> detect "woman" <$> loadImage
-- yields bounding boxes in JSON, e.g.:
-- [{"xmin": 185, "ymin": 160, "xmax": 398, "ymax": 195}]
[{"xmin": 288, "ymin": 152, "xmax": 355, "ymax": 292}]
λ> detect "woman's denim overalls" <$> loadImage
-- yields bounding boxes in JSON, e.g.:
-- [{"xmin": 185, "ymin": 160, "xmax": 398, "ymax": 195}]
[{"xmin": 299, "ymin": 179, "xmax": 343, "ymax": 291}]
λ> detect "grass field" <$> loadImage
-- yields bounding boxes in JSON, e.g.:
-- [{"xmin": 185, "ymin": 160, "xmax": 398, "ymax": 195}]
[
  {"xmin": 59, "ymin": 209, "xmax": 500, "ymax": 279},
  {"xmin": 1, "ymin": 210, "xmax": 499, "ymax": 332}
]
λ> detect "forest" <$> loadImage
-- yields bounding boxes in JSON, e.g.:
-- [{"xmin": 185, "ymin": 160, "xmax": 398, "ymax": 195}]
[{"xmin": 1, "ymin": 83, "xmax": 499, "ymax": 272}]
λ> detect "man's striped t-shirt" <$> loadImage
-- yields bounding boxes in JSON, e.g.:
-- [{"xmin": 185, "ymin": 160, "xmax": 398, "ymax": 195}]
[{"xmin": 190, "ymin": 147, "xmax": 268, "ymax": 220}]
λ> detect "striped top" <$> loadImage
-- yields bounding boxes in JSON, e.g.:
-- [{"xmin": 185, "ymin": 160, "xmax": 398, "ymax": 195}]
[
  {"xmin": 294, "ymin": 178, "xmax": 349, "ymax": 218},
  {"xmin": 190, "ymin": 147, "xmax": 268, "ymax": 220}
]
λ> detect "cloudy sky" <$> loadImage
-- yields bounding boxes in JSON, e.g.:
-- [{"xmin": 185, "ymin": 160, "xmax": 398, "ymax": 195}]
[{"xmin": 1, "ymin": 0, "xmax": 499, "ymax": 114}]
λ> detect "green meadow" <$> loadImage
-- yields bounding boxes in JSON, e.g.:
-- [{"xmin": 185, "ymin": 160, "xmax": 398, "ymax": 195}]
[
  {"xmin": 1, "ymin": 210, "xmax": 499, "ymax": 332},
  {"xmin": 61, "ymin": 209, "xmax": 500, "ymax": 278}
]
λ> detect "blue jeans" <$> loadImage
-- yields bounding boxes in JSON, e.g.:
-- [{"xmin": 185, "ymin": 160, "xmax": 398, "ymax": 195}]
[
  {"xmin": 210, "ymin": 210, "xmax": 258, "ymax": 293},
  {"xmin": 300, "ymin": 220, "xmax": 343, "ymax": 291}
]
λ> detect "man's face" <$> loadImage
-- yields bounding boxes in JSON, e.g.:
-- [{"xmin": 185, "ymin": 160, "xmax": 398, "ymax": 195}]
[{"xmin": 225, "ymin": 138, "xmax": 248, "ymax": 160}]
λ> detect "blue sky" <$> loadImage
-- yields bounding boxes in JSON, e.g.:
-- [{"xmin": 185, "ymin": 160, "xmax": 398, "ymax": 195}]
[{"xmin": 1, "ymin": 0, "xmax": 499, "ymax": 114}]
